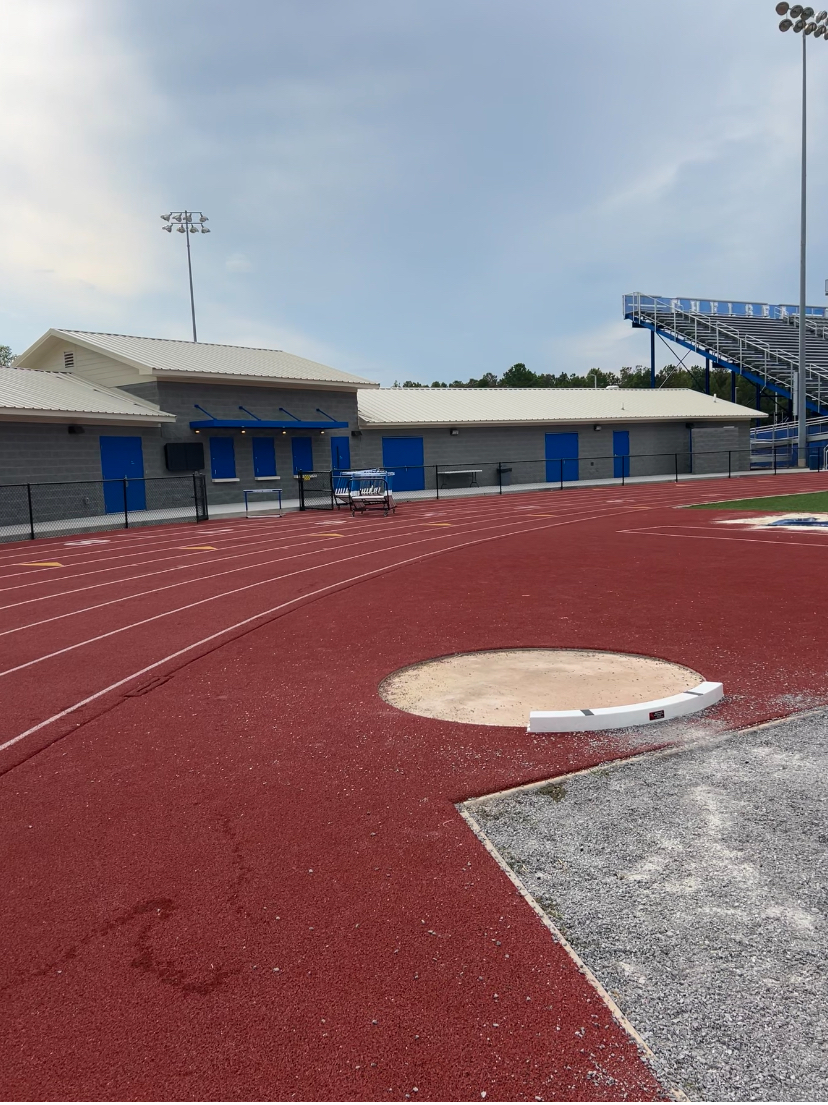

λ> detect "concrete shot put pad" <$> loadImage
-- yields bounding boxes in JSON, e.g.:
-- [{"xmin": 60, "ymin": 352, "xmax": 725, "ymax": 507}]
[
  {"xmin": 465, "ymin": 712, "xmax": 828, "ymax": 1101},
  {"xmin": 379, "ymin": 648, "xmax": 705, "ymax": 727}
]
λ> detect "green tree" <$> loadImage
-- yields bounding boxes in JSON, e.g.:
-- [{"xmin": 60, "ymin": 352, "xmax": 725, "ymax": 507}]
[
  {"xmin": 499, "ymin": 362, "xmax": 539, "ymax": 387},
  {"xmin": 0, "ymin": 345, "xmax": 15, "ymax": 366}
]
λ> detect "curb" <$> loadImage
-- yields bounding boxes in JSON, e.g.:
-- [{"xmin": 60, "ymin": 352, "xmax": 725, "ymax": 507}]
[{"xmin": 527, "ymin": 680, "xmax": 724, "ymax": 733}]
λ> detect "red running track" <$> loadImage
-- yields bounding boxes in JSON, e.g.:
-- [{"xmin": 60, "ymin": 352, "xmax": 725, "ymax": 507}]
[{"xmin": 3, "ymin": 474, "xmax": 828, "ymax": 1101}]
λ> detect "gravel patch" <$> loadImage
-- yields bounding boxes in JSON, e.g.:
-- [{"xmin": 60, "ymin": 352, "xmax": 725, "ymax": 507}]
[{"xmin": 465, "ymin": 713, "xmax": 828, "ymax": 1101}]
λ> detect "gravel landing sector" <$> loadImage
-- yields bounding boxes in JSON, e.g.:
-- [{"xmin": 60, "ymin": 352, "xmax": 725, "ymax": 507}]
[{"xmin": 464, "ymin": 711, "xmax": 828, "ymax": 1101}]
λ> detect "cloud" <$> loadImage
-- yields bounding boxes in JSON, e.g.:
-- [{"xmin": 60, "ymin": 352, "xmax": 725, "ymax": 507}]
[
  {"xmin": 0, "ymin": 1, "xmax": 169, "ymax": 316},
  {"xmin": 226, "ymin": 253, "xmax": 253, "ymax": 273}
]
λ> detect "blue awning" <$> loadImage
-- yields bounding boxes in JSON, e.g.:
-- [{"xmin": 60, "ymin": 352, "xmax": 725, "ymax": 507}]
[{"xmin": 189, "ymin": 419, "xmax": 348, "ymax": 430}]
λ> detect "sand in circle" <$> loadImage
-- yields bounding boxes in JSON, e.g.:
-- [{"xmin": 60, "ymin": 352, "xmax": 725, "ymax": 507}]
[{"xmin": 379, "ymin": 648, "xmax": 702, "ymax": 727}]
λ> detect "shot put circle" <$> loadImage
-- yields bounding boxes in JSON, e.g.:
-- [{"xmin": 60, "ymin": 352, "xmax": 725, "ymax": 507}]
[{"xmin": 379, "ymin": 648, "xmax": 703, "ymax": 727}]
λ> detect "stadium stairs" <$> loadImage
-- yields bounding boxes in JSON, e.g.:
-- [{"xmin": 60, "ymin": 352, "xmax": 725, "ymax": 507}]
[{"xmin": 625, "ymin": 293, "xmax": 828, "ymax": 467}]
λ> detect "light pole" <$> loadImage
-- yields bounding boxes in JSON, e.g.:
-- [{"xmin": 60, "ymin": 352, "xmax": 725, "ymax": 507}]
[
  {"xmin": 161, "ymin": 210, "xmax": 211, "ymax": 342},
  {"xmin": 776, "ymin": 4, "xmax": 827, "ymax": 465}
]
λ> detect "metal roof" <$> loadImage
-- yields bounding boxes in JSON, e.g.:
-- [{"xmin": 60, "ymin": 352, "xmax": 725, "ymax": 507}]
[
  {"xmin": 42, "ymin": 330, "xmax": 378, "ymax": 388},
  {"xmin": 356, "ymin": 387, "xmax": 767, "ymax": 427},
  {"xmin": 0, "ymin": 366, "xmax": 176, "ymax": 423}
]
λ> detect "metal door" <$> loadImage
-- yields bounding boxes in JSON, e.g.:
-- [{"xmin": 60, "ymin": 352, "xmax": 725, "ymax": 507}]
[
  {"xmin": 381, "ymin": 437, "xmax": 424, "ymax": 491},
  {"xmin": 544, "ymin": 432, "xmax": 579, "ymax": 482},
  {"xmin": 99, "ymin": 436, "xmax": 146, "ymax": 512}
]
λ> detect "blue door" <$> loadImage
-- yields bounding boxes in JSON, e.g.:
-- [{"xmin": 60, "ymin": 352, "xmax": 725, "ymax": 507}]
[
  {"xmin": 330, "ymin": 435, "xmax": 351, "ymax": 471},
  {"xmin": 252, "ymin": 437, "xmax": 277, "ymax": 478},
  {"xmin": 545, "ymin": 432, "xmax": 579, "ymax": 482},
  {"xmin": 100, "ymin": 436, "xmax": 146, "ymax": 512},
  {"xmin": 210, "ymin": 437, "xmax": 236, "ymax": 479},
  {"xmin": 291, "ymin": 436, "xmax": 314, "ymax": 475},
  {"xmin": 613, "ymin": 430, "xmax": 630, "ymax": 478},
  {"xmin": 382, "ymin": 437, "xmax": 425, "ymax": 491}
]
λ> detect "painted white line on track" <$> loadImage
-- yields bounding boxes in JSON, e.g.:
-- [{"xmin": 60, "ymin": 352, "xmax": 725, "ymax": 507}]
[
  {"xmin": 0, "ymin": 505, "xmax": 638, "ymax": 674},
  {"xmin": 0, "ymin": 496, "xmax": 614, "ymax": 610},
  {"xmin": 0, "ymin": 505, "xmax": 645, "ymax": 756},
  {"xmin": 0, "ymin": 506, "xmax": 611, "ymax": 636}
]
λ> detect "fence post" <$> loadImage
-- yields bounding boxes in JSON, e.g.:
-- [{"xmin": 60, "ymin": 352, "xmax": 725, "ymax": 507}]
[
  {"xmin": 123, "ymin": 479, "xmax": 129, "ymax": 529},
  {"xmin": 621, "ymin": 457, "xmax": 625, "ymax": 487},
  {"xmin": 435, "ymin": 465, "xmax": 440, "ymax": 501},
  {"xmin": 297, "ymin": 471, "xmax": 305, "ymax": 511},
  {"xmin": 559, "ymin": 458, "xmax": 564, "ymax": 491},
  {"xmin": 773, "ymin": 445, "xmax": 777, "ymax": 476},
  {"xmin": 498, "ymin": 463, "xmax": 502, "ymax": 495},
  {"xmin": 728, "ymin": 451, "xmax": 732, "ymax": 479},
  {"xmin": 674, "ymin": 453, "xmax": 679, "ymax": 483},
  {"xmin": 329, "ymin": 471, "xmax": 335, "ymax": 510},
  {"xmin": 26, "ymin": 483, "xmax": 35, "ymax": 540}
]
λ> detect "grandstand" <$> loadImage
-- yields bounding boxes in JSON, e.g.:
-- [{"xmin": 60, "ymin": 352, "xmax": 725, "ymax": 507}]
[{"xmin": 624, "ymin": 293, "xmax": 828, "ymax": 465}]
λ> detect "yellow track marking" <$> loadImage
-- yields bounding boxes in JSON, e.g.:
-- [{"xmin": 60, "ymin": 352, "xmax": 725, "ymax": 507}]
[
  {"xmin": 425, "ymin": 523, "xmax": 453, "ymax": 527},
  {"xmin": 17, "ymin": 561, "xmax": 64, "ymax": 568},
  {"xmin": 180, "ymin": 545, "xmax": 217, "ymax": 550}
]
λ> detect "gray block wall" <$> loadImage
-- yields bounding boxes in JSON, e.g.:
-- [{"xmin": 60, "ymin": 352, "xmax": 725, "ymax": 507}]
[{"xmin": 350, "ymin": 421, "xmax": 736, "ymax": 483}]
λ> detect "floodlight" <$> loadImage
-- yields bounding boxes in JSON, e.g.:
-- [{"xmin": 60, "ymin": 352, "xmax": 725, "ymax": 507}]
[
  {"xmin": 161, "ymin": 213, "xmax": 171, "ymax": 221},
  {"xmin": 177, "ymin": 225, "xmax": 186, "ymax": 232},
  {"xmin": 777, "ymin": 0, "xmax": 790, "ymax": 11},
  {"xmin": 199, "ymin": 215, "xmax": 208, "ymax": 223},
  {"xmin": 818, "ymin": 8, "xmax": 828, "ymax": 18},
  {"xmin": 791, "ymin": 3, "xmax": 804, "ymax": 14},
  {"xmin": 795, "ymin": 17, "xmax": 807, "ymax": 29},
  {"xmin": 816, "ymin": 22, "xmax": 826, "ymax": 33},
  {"xmin": 806, "ymin": 20, "xmax": 817, "ymax": 31},
  {"xmin": 201, "ymin": 227, "xmax": 211, "ymax": 233},
  {"xmin": 163, "ymin": 224, "xmax": 172, "ymax": 232},
  {"xmin": 803, "ymin": 4, "xmax": 815, "ymax": 14},
  {"xmin": 781, "ymin": 16, "xmax": 794, "ymax": 27}
]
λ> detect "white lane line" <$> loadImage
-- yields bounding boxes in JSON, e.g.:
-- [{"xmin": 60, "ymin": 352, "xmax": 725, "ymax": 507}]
[
  {"xmin": 617, "ymin": 528, "xmax": 828, "ymax": 549},
  {"xmin": 0, "ymin": 493, "xmax": 539, "ymax": 588},
  {"xmin": 0, "ymin": 504, "xmax": 625, "ymax": 672},
  {"xmin": 0, "ymin": 505, "xmax": 600, "ymax": 636},
  {"xmin": 0, "ymin": 505, "xmax": 641, "ymax": 756},
  {"xmin": 0, "ymin": 494, "xmax": 598, "ymax": 610}
]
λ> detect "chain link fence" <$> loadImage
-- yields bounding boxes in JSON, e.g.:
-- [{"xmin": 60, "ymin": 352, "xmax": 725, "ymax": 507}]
[{"xmin": 0, "ymin": 475, "xmax": 208, "ymax": 544}]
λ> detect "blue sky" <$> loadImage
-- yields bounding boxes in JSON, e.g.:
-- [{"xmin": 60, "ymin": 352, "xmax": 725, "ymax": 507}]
[{"xmin": 2, "ymin": 0, "xmax": 828, "ymax": 385}]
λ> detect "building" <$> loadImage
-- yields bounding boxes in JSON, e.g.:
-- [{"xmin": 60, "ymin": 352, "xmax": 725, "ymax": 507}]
[
  {"xmin": 1, "ymin": 329, "xmax": 767, "ymax": 505},
  {"xmin": 9, "ymin": 329, "xmax": 377, "ymax": 503},
  {"xmin": 351, "ymin": 387, "xmax": 764, "ymax": 490}
]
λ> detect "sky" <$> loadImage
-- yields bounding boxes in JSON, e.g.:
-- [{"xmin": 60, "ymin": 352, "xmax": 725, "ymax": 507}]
[{"xmin": 1, "ymin": 0, "xmax": 828, "ymax": 386}]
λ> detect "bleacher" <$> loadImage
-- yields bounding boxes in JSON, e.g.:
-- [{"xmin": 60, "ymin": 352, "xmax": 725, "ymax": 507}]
[{"xmin": 623, "ymin": 294, "xmax": 828, "ymax": 417}]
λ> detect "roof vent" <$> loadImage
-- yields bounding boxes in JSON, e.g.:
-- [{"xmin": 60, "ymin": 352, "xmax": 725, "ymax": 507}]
[{"xmin": 63, "ymin": 351, "xmax": 74, "ymax": 369}]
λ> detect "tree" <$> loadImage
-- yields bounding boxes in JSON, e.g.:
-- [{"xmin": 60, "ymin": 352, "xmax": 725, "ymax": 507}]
[
  {"xmin": 0, "ymin": 345, "xmax": 15, "ymax": 366},
  {"xmin": 499, "ymin": 362, "xmax": 539, "ymax": 387}
]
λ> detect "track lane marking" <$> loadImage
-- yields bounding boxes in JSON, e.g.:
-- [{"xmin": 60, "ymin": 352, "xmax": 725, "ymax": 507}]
[
  {"xmin": 0, "ymin": 498, "xmax": 617, "ymax": 613},
  {"xmin": 0, "ymin": 506, "xmax": 635, "ymax": 673},
  {"xmin": 0, "ymin": 504, "xmax": 646, "ymax": 756},
  {"xmin": 0, "ymin": 499, "xmax": 640, "ymax": 636}
]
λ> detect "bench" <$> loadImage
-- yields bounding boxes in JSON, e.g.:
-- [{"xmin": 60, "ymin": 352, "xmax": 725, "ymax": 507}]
[{"xmin": 439, "ymin": 469, "xmax": 482, "ymax": 488}]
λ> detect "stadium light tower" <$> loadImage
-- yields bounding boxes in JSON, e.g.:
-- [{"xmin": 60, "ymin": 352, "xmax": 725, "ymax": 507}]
[
  {"xmin": 775, "ymin": 4, "xmax": 828, "ymax": 465},
  {"xmin": 161, "ymin": 210, "xmax": 211, "ymax": 342}
]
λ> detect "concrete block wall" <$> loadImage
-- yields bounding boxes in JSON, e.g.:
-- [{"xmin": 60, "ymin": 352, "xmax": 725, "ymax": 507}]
[
  {"xmin": 122, "ymin": 381, "xmax": 359, "ymax": 504},
  {"xmin": 351, "ymin": 421, "xmax": 709, "ymax": 483},
  {"xmin": 0, "ymin": 422, "xmax": 166, "ymax": 486}
]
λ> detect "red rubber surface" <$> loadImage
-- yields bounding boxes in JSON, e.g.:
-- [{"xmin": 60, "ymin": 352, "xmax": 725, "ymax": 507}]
[{"xmin": 3, "ymin": 475, "xmax": 828, "ymax": 1101}]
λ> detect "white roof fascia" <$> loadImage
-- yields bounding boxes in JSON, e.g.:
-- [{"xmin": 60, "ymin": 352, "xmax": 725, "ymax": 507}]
[
  {"xmin": 357, "ymin": 416, "xmax": 761, "ymax": 429},
  {"xmin": 0, "ymin": 409, "xmax": 175, "ymax": 425},
  {"xmin": 150, "ymin": 369, "xmax": 376, "ymax": 391}
]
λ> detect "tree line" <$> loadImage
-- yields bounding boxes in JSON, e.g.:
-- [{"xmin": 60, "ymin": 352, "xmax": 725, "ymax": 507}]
[{"xmin": 393, "ymin": 363, "xmax": 785, "ymax": 418}]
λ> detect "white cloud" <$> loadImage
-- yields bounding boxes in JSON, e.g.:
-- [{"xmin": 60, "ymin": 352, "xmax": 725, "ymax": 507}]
[
  {"xmin": 225, "ymin": 252, "xmax": 253, "ymax": 273},
  {"xmin": 0, "ymin": 0, "xmax": 168, "ymax": 313}
]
